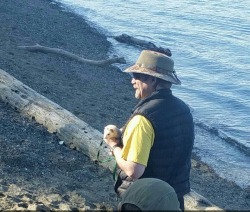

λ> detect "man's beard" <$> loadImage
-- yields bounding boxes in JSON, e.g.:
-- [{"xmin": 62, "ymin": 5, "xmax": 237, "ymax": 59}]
[{"xmin": 134, "ymin": 89, "xmax": 140, "ymax": 99}]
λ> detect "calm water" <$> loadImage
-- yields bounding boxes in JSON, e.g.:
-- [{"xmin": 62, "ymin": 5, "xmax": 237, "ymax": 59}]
[{"xmin": 54, "ymin": 0, "xmax": 250, "ymax": 188}]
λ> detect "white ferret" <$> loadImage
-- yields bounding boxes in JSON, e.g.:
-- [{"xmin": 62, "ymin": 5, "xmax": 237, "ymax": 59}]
[{"xmin": 103, "ymin": 124, "xmax": 122, "ymax": 141}]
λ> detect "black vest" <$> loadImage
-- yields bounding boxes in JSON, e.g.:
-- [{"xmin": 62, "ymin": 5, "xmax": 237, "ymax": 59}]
[{"xmin": 115, "ymin": 89, "xmax": 194, "ymax": 198}]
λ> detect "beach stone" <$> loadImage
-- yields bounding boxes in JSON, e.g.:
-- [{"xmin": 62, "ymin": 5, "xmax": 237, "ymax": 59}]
[
  {"xmin": 17, "ymin": 202, "xmax": 29, "ymax": 208},
  {"xmin": 0, "ymin": 185, "xmax": 8, "ymax": 193},
  {"xmin": 245, "ymin": 186, "xmax": 250, "ymax": 199},
  {"xmin": 46, "ymin": 193, "xmax": 62, "ymax": 202},
  {"xmin": 36, "ymin": 204, "xmax": 50, "ymax": 211},
  {"xmin": 59, "ymin": 203, "xmax": 71, "ymax": 211}
]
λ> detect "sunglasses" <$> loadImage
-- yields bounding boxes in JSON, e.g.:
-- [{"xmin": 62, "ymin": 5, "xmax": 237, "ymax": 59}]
[{"xmin": 130, "ymin": 73, "xmax": 144, "ymax": 80}]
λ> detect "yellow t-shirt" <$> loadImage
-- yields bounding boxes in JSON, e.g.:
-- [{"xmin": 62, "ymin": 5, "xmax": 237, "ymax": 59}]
[{"xmin": 121, "ymin": 115, "xmax": 155, "ymax": 166}]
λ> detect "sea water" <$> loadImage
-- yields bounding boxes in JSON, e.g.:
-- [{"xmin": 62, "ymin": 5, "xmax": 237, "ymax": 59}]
[{"xmin": 53, "ymin": 0, "xmax": 250, "ymax": 189}]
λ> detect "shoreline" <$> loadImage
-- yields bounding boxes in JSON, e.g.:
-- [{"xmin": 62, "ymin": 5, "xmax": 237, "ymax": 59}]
[{"xmin": 0, "ymin": 0, "xmax": 249, "ymax": 210}]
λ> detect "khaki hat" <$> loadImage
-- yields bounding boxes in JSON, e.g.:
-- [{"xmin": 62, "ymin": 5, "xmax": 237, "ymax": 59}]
[
  {"xmin": 118, "ymin": 178, "xmax": 181, "ymax": 211},
  {"xmin": 124, "ymin": 50, "xmax": 181, "ymax": 85}
]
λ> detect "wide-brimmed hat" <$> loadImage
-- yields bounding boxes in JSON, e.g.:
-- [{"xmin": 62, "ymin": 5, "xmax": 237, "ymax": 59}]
[
  {"xmin": 118, "ymin": 178, "xmax": 181, "ymax": 211},
  {"xmin": 124, "ymin": 50, "xmax": 181, "ymax": 85}
]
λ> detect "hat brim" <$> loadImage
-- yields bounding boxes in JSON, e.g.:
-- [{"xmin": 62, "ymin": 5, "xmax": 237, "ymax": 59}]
[{"xmin": 124, "ymin": 64, "xmax": 181, "ymax": 85}]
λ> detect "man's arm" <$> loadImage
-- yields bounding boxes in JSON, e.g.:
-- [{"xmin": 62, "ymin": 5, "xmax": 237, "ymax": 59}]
[
  {"xmin": 104, "ymin": 115, "xmax": 154, "ymax": 179},
  {"xmin": 112, "ymin": 146, "xmax": 145, "ymax": 179}
]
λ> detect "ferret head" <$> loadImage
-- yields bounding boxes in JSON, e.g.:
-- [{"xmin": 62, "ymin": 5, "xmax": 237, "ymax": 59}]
[{"xmin": 104, "ymin": 124, "xmax": 122, "ymax": 139}]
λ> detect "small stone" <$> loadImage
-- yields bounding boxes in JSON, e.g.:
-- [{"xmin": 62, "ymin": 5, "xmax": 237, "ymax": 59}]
[
  {"xmin": 18, "ymin": 202, "xmax": 28, "ymax": 208},
  {"xmin": 59, "ymin": 203, "xmax": 71, "ymax": 210},
  {"xmin": 245, "ymin": 186, "xmax": 250, "ymax": 199},
  {"xmin": 36, "ymin": 204, "xmax": 50, "ymax": 211}
]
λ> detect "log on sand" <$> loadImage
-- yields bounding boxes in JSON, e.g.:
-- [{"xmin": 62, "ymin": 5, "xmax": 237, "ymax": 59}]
[
  {"xmin": 0, "ymin": 68, "xmax": 223, "ymax": 211},
  {"xmin": 18, "ymin": 44, "xmax": 126, "ymax": 66},
  {"xmin": 114, "ymin": 33, "xmax": 172, "ymax": 57},
  {"xmin": 0, "ymin": 68, "xmax": 112, "ymax": 168}
]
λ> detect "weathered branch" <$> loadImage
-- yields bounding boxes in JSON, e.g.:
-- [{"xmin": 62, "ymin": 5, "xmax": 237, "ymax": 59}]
[
  {"xmin": 18, "ymin": 44, "xmax": 126, "ymax": 66},
  {"xmin": 0, "ymin": 68, "xmax": 223, "ymax": 211},
  {"xmin": 114, "ymin": 33, "xmax": 172, "ymax": 56}
]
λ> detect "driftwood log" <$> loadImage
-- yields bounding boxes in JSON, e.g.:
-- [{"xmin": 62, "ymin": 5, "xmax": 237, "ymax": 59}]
[
  {"xmin": 114, "ymin": 33, "xmax": 172, "ymax": 56},
  {"xmin": 18, "ymin": 44, "xmax": 126, "ymax": 66},
  {"xmin": 0, "ymin": 68, "xmax": 223, "ymax": 211},
  {"xmin": 0, "ymin": 68, "xmax": 112, "ymax": 167}
]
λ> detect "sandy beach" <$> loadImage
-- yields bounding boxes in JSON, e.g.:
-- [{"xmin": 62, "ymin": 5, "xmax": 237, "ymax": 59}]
[{"xmin": 0, "ymin": 0, "xmax": 249, "ymax": 210}]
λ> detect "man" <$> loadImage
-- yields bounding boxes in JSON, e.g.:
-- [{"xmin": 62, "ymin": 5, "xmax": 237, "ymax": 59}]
[
  {"xmin": 117, "ymin": 178, "xmax": 181, "ymax": 211},
  {"xmin": 104, "ymin": 50, "xmax": 194, "ymax": 210}
]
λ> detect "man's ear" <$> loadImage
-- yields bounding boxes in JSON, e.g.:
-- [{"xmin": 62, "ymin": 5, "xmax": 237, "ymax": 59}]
[{"xmin": 151, "ymin": 77, "xmax": 158, "ymax": 87}]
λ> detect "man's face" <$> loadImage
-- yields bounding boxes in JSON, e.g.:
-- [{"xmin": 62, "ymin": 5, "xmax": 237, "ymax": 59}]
[{"xmin": 131, "ymin": 73, "xmax": 156, "ymax": 99}]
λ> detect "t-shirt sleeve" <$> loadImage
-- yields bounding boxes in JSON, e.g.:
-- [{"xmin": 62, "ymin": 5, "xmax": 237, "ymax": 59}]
[{"xmin": 121, "ymin": 115, "xmax": 155, "ymax": 166}]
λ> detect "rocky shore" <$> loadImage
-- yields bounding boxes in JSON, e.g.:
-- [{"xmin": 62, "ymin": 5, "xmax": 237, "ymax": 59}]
[{"xmin": 0, "ymin": 0, "xmax": 249, "ymax": 210}]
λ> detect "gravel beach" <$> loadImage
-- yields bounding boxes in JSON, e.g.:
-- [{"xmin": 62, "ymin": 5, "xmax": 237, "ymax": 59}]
[{"xmin": 0, "ymin": 0, "xmax": 249, "ymax": 210}]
